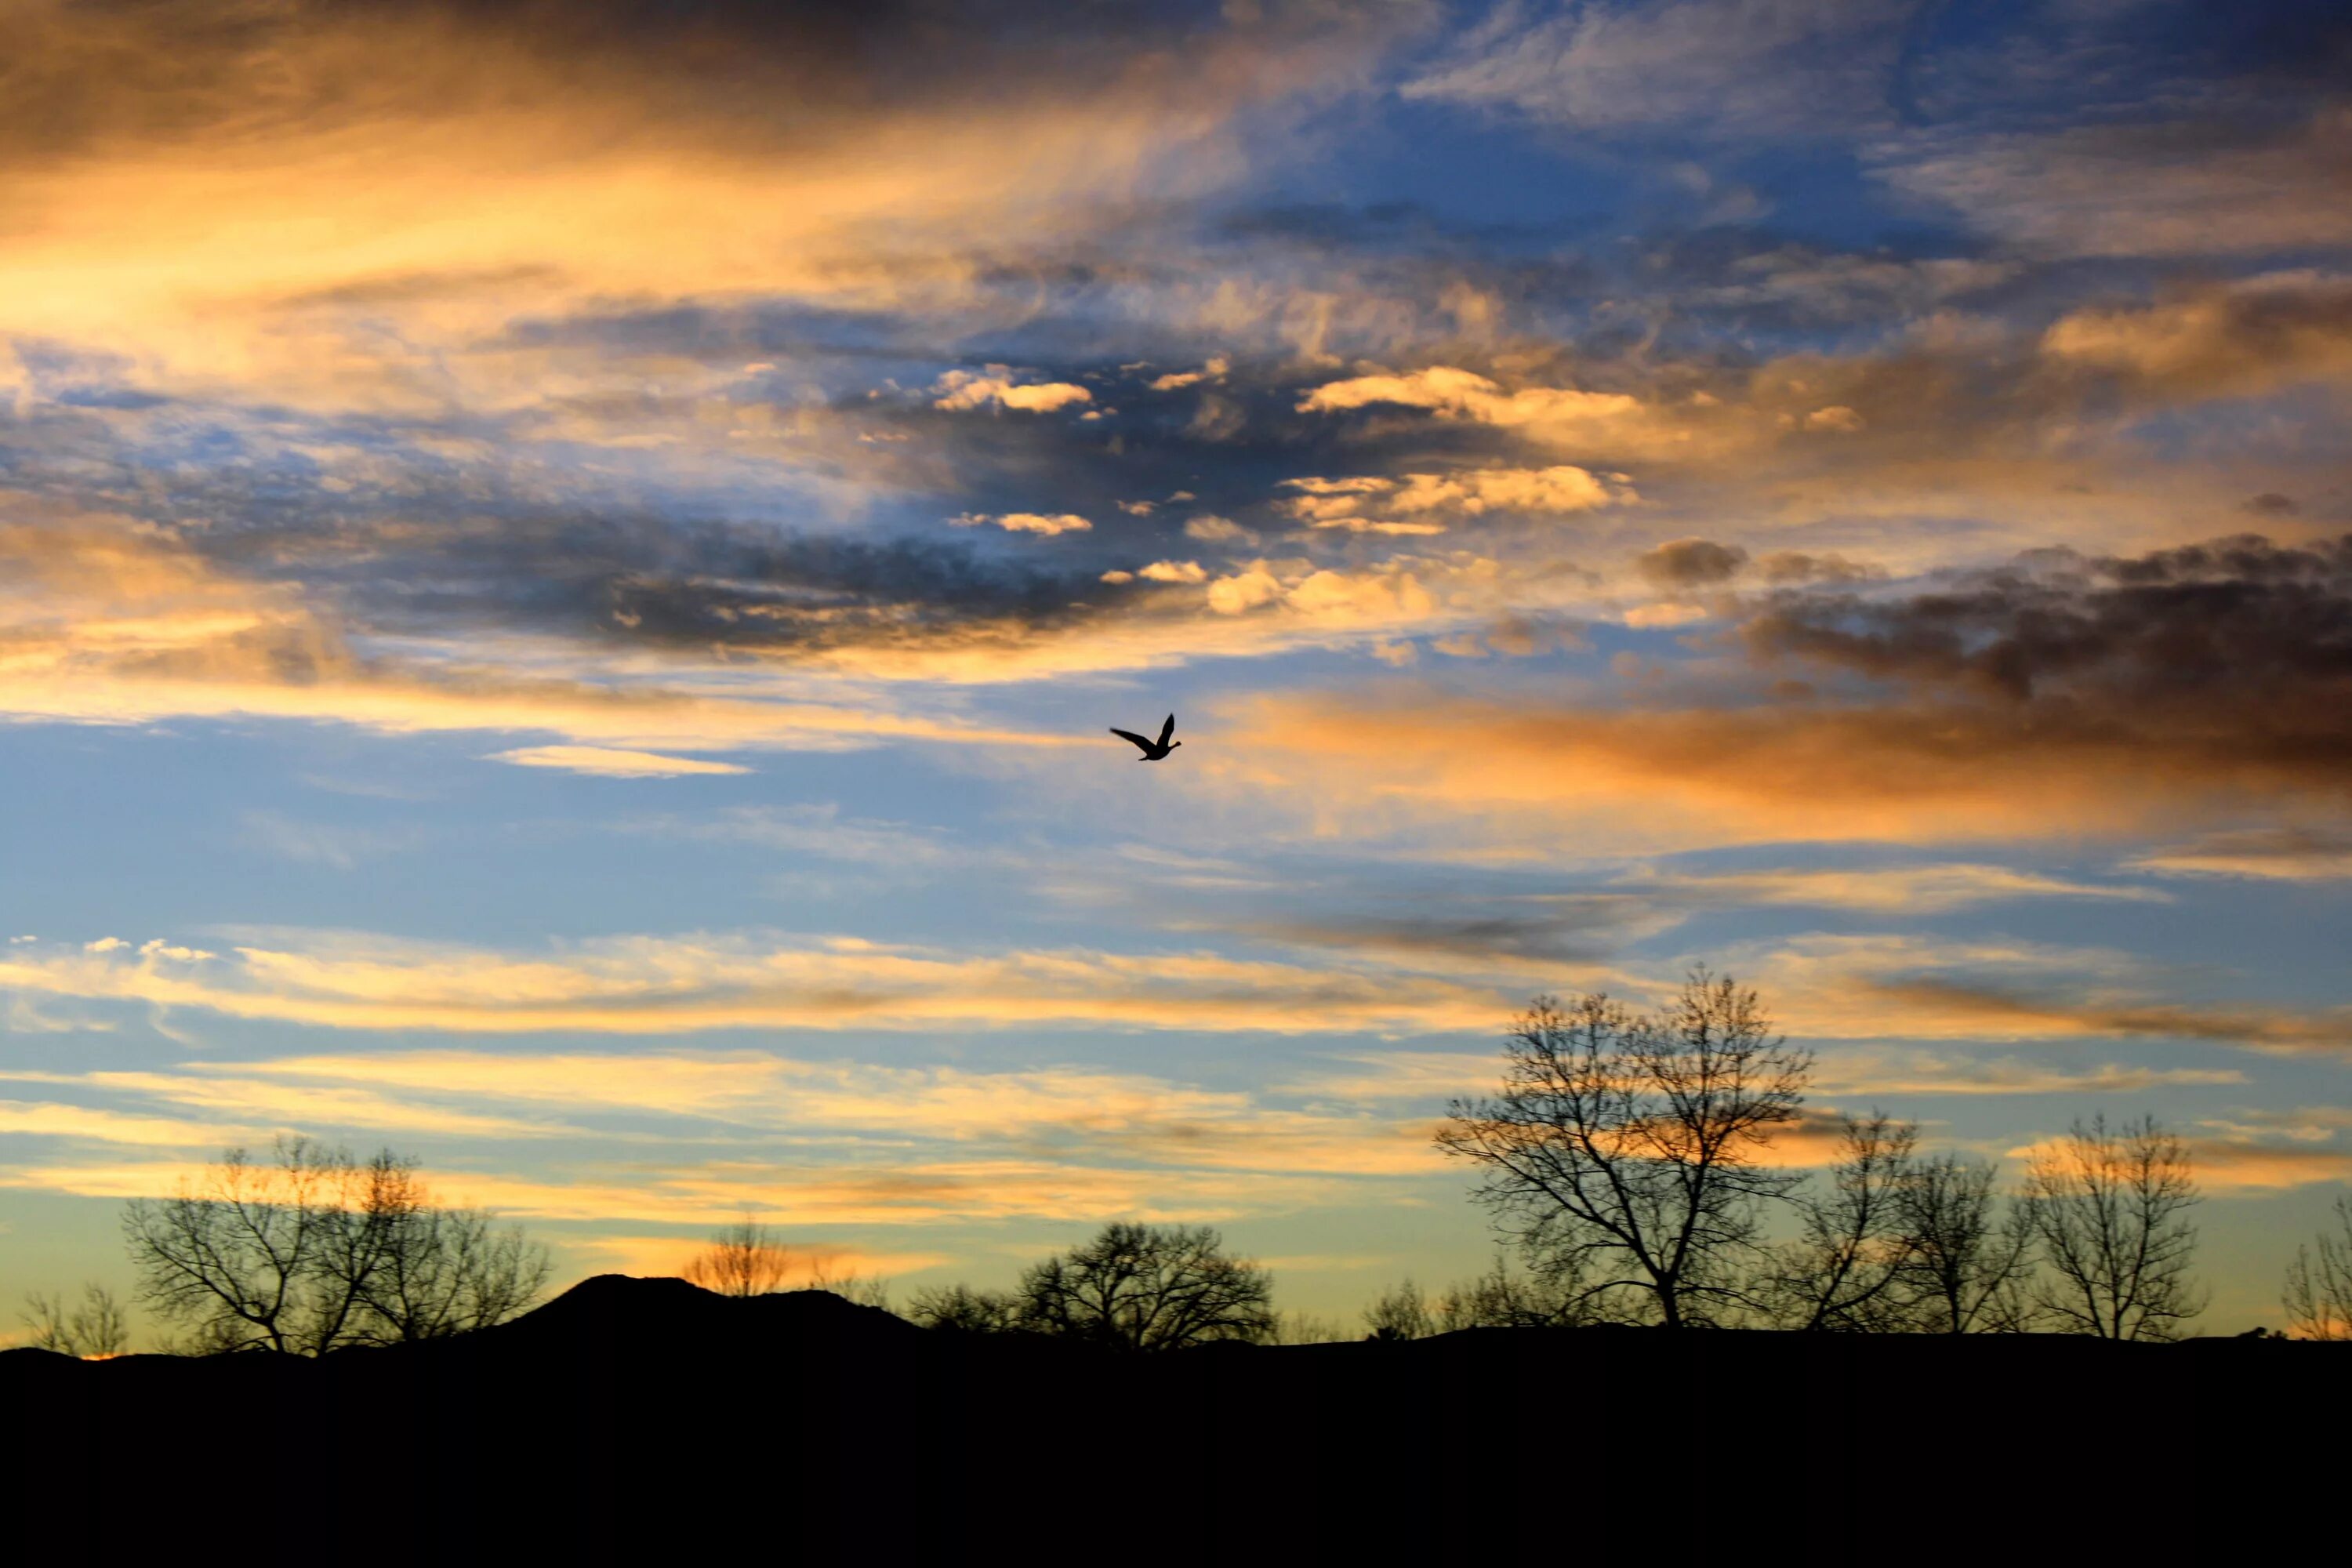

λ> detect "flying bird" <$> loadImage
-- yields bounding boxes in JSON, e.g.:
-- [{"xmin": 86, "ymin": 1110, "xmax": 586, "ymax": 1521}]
[{"xmin": 1109, "ymin": 713, "xmax": 1181, "ymax": 761}]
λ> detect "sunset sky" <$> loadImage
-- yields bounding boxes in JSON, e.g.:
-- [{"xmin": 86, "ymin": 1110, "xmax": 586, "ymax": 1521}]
[{"xmin": 4, "ymin": 0, "xmax": 2350, "ymax": 1334}]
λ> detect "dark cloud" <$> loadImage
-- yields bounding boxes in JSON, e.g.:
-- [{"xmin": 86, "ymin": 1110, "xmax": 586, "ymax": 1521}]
[
  {"xmin": 1235, "ymin": 895, "xmax": 1658, "ymax": 969},
  {"xmin": 1756, "ymin": 550, "xmax": 1881, "ymax": 586},
  {"xmin": 1745, "ymin": 531, "xmax": 2352, "ymax": 699},
  {"xmin": 0, "ymin": 0, "xmax": 1310, "ymax": 165},
  {"xmin": 1638, "ymin": 537, "xmax": 1748, "ymax": 587},
  {"xmin": 245, "ymin": 510, "xmax": 1156, "ymax": 659},
  {"xmin": 1737, "ymin": 532, "xmax": 2352, "ymax": 788}
]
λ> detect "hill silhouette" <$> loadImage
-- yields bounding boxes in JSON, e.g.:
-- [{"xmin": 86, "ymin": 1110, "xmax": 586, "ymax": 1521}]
[{"xmin": 6, "ymin": 1276, "xmax": 2336, "ymax": 1551}]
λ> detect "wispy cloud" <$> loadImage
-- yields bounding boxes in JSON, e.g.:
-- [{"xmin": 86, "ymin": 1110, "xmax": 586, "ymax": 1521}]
[
  {"xmin": 0, "ymin": 929, "xmax": 1507, "ymax": 1036},
  {"xmin": 485, "ymin": 746, "xmax": 753, "ymax": 779}
]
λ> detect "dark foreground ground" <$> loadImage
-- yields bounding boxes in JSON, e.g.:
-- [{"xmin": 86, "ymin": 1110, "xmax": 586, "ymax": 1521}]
[{"xmin": 5, "ymin": 1276, "xmax": 2337, "ymax": 1554}]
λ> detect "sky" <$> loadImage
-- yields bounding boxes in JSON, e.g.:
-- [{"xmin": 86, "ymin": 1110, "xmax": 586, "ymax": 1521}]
[{"xmin": 3, "ymin": 0, "xmax": 2350, "ymax": 1336}]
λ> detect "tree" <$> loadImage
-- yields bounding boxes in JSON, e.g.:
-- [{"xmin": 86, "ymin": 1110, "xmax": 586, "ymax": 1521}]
[
  {"xmin": 681, "ymin": 1218, "xmax": 799, "ymax": 1298},
  {"xmin": 353, "ymin": 1199, "xmax": 552, "ymax": 1345},
  {"xmin": 2283, "ymin": 1194, "xmax": 2352, "ymax": 1340},
  {"xmin": 1014, "ymin": 1222, "xmax": 1275, "ymax": 1351},
  {"xmin": 2020, "ymin": 1115, "xmax": 2205, "ymax": 1341},
  {"xmin": 19, "ymin": 1283, "xmax": 129, "ymax": 1357},
  {"xmin": 122, "ymin": 1138, "xmax": 550, "ymax": 1353},
  {"xmin": 123, "ymin": 1137, "xmax": 348, "ymax": 1354},
  {"xmin": 906, "ymin": 1283, "xmax": 1022, "ymax": 1333},
  {"xmin": 1363, "ymin": 1257, "xmax": 1588, "ymax": 1339},
  {"xmin": 1271, "ymin": 1312, "xmax": 1349, "ymax": 1345},
  {"xmin": 1766, "ymin": 1112, "xmax": 1920, "ymax": 1331},
  {"xmin": 1436, "ymin": 969, "xmax": 1813, "ymax": 1327},
  {"xmin": 1363, "ymin": 1278, "xmax": 1436, "ymax": 1341},
  {"xmin": 1432, "ymin": 1255, "xmax": 1587, "ymax": 1330},
  {"xmin": 1891, "ymin": 1151, "xmax": 2037, "ymax": 1334}
]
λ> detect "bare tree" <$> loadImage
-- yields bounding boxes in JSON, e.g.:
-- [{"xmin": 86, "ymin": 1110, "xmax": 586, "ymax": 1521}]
[
  {"xmin": 19, "ymin": 1284, "xmax": 129, "ymax": 1357},
  {"xmin": 1436, "ymin": 969, "xmax": 1813, "ymax": 1327},
  {"xmin": 122, "ymin": 1137, "xmax": 347, "ymax": 1354},
  {"xmin": 1767, "ymin": 1112, "xmax": 1920, "ymax": 1331},
  {"xmin": 2283, "ymin": 1194, "xmax": 2352, "ymax": 1341},
  {"xmin": 906, "ymin": 1283, "xmax": 1022, "ymax": 1333},
  {"xmin": 354, "ymin": 1202, "xmax": 552, "ymax": 1345},
  {"xmin": 1433, "ymin": 1254, "xmax": 1588, "ymax": 1330},
  {"xmin": 123, "ymin": 1138, "xmax": 550, "ymax": 1353},
  {"xmin": 2021, "ymin": 1115, "xmax": 2205, "ymax": 1341},
  {"xmin": 1363, "ymin": 1258, "xmax": 1587, "ymax": 1338},
  {"xmin": 1892, "ymin": 1152, "xmax": 2038, "ymax": 1334},
  {"xmin": 681, "ymin": 1217, "xmax": 798, "ymax": 1298},
  {"xmin": 1271, "ymin": 1311, "xmax": 1349, "ymax": 1345},
  {"xmin": 1363, "ymin": 1278, "xmax": 1436, "ymax": 1341},
  {"xmin": 1014, "ymin": 1222, "xmax": 1275, "ymax": 1351}
]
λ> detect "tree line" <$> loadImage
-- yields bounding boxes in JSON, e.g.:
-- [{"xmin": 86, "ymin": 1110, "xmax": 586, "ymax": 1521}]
[
  {"xmin": 18, "ymin": 968, "xmax": 2352, "ymax": 1354},
  {"xmin": 21, "ymin": 1137, "xmax": 552, "ymax": 1356}
]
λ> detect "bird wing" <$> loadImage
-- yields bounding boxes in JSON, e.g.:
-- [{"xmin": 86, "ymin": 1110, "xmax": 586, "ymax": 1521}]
[
  {"xmin": 1109, "ymin": 728, "xmax": 1154, "ymax": 753},
  {"xmin": 1156, "ymin": 713, "xmax": 1176, "ymax": 747}
]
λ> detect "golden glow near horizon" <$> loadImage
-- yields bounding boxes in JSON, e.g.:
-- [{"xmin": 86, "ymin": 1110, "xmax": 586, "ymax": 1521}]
[{"xmin": 2, "ymin": 0, "xmax": 2349, "ymax": 1340}]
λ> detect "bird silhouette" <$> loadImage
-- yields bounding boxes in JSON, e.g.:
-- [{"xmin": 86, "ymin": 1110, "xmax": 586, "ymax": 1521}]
[{"xmin": 1109, "ymin": 713, "xmax": 1180, "ymax": 760}]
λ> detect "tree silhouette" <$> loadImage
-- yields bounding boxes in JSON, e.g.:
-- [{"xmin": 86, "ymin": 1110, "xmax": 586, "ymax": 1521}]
[
  {"xmin": 1766, "ymin": 1112, "xmax": 1920, "ymax": 1331},
  {"xmin": 682, "ymin": 1218, "xmax": 799, "ymax": 1298},
  {"xmin": 1014, "ymin": 1222, "xmax": 1275, "ymax": 1350},
  {"xmin": 906, "ymin": 1282, "xmax": 1022, "ymax": 1332},
  {"xmin": 1363, "ymin": 1257, "xmax": 1588, "ymax": 1338},
  {"xmin": 2020, "ymin": 1115, "xmax": 2205, "ymax": 1341},
  {"xmin": 1891, "ymin": 1151, "xmax": 2037, "ymax": 1334},
  {"xmin": 1363, "ymin": 1277, "xmax": 1436, "ymax": 1340},
  {"xmin": 18, "ymin": 1283, "xmax": 129, "ymax": 1357},
  {"xmin": 1437, "ymin": 969, "xmax": 1812, "ymax": 1327},
  {"xmin": 2283, "ymin": 1194, "xmax": 2352, "ymax": 1340},
  {"xmin": 122, "ymin": 1138, "xmax": 548, "ymax": 1353}
]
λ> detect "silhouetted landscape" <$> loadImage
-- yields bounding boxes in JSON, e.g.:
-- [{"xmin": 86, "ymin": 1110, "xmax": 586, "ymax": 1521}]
[
  {"xmin": 12, "ymin": 972, "xmax": 2352, "ymax": 1544},
  {"xmin": 9, "ymin": 1271, "xmax": 2340, "ymax": 1546}
]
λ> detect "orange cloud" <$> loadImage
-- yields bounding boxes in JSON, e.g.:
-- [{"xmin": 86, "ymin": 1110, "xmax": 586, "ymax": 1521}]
[
  {"xmin": 0, "ymin": 930, "xmax": 1507, "ymax": 1036},
  {"xmin": 0, "ymin": 1155, "xmax": 1377, "ymax": 1229}
]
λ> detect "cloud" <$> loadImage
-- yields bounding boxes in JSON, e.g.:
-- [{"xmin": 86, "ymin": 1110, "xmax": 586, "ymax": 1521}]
[
  {"xmin": 1886, "ymin": 110, "xmax": 2352, "ymax": 259},
  {"xmin": 1293, "ymin": 1040, "xmax": 2249, "ymax": 1108},
  {"xmin": 1999, "ymin": 1133, "xmax": 2352, "ymax": 1196},
  {"xmin": 951, "ymin": 511, "xmax": 1094, "ymax": 535},
  {"xmin": 932, "ymin": 372, "xmax": 1095, "ymax": 414},
  {"xmin": 1624, "ymin": 864, "xmax": 2169, "ymax": 916},
  {"xmin": 1807, "ymin": 1051, "xmax": 2246, "ymax": 1098},
  {"xmin": 486, "ymin": 746, "xmax": 753, "ymax": 778},
  {"xmin": 1635, "ymin": 537, "xmax": 1748, "ymax": 587},
  {"xmin": 2129, "ymin": 826, "xmax": 2352, "ymax": 881},
  {"xmin": 633, "ymin": 804, "xmax": 952, "ymax": 867},
  {"xmin": 1403, "ymin": 0, "xmax": 1910, "ymax": 138},
  {"xmin": 0, "ymin": 513, "xmax": 1085, "ymax": 747},
  {"xmin": 2041, "ymin": 273, "xmax": 2352, "ymax": 397},
  {"xmin": 0, "ymin": 0, "xmax": 1399, "ymax": 415},
  {"xmin": 1148, "ymin": 357, "xmax": 1228, "ymax": 391},
  {"xmin": 0, "ymin": 1153, "xmax": 1374, "ymax": 1229},
  {"xmin": 0, "ymin": 928, "xmax": 1508, "ymax": 1036},
  {"xmin": 1217, "ymin": 532, "xmax": 2352, "ymax": 852},
  {"xmin": 1298, "ymin": 365, "xmax": 1646, "ymax": 447},
  {"xmin": 1183, "ymin": 514, "xmax": 1256, "ymax": 544},
  {"xmin": 1853, "ymin": 980, "xmax": 2352, "ymax": 1059},
  {"xmin": 1283, "ymin": 466, "xmax": 1631, "ymax": 532}
]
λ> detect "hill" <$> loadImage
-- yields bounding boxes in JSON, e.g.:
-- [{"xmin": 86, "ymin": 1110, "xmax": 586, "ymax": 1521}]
[{"xmin": 5, "ymin": 1276, "xmax": 2336, "ymax": 1552}]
